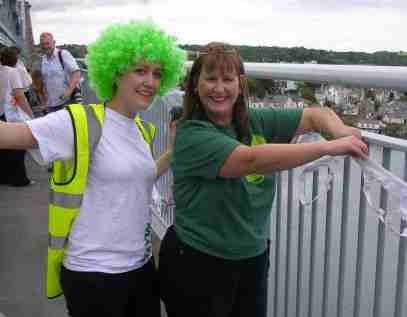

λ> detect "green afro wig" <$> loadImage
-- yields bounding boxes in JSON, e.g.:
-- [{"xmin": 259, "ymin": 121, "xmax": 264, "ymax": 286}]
[{"xmin": 85, "ymin": 20, "xmax": 186, "ymax": 101}]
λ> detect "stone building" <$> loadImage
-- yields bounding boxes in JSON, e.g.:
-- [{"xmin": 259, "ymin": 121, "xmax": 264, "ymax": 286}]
[{"xmin": 0, "ymin": 0, "xmax": 33, "ymax": 65}]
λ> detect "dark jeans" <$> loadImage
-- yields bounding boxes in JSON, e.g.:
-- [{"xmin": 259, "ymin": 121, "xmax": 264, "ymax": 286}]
[
  {"xmin": 0, "ymin": 115, "xmax": 8, "ymax": 184},
  {"xmin": 0, "ymin": 115, "xmax": 30, "ymax": 186},
  {"xmin": 159, "ymin": 226, "xmax": 269, "ymax": 317},
  {"xmin": 60, "ymin": 258, "xmax": 160, "ymax": 317}
]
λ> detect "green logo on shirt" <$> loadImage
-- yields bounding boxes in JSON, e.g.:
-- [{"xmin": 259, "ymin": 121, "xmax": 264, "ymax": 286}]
[
  {"xmin": 143, "ymin": 223, "xmax": 152, "ymax": 262},
  {"xmin": 245, "ymin": 134, "xmax": 266, "ymax": 184}
]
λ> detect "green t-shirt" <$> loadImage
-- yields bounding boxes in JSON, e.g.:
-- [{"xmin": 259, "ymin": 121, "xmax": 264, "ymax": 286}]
[{"xmin": 172, "ymin": 107, "xmax": 303, "ymax": 260}]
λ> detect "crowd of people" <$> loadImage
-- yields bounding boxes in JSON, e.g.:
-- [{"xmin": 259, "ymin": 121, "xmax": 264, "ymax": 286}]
[
  {"xmin": 0, "ymin": 31, "xmax": 82, "ymax": 185},
  {"xmin": 0, "ymin": 20, "xmax": 368, "ymax": 317},
  {"xmin": 0, "ymin": 45, "xmax": 35, "ymax": 186}
]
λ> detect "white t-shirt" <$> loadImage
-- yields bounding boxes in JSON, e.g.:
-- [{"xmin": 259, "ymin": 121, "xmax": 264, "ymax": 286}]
[
  {"xmin": 16, "ymin": 59, "xmax": 32, "ymax": 90},
  {"xmin": 27, "ymin": 107, "xmax": 157, "ymax": 273},
  {"xmin": 0, "ymin": 66, "xmax": 23, "ymax": 121}
]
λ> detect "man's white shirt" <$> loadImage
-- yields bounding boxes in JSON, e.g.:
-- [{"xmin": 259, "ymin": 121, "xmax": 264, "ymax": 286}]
[{"xmin": 41, "ymin": 49, "xmax": 79, "ymax": 109}]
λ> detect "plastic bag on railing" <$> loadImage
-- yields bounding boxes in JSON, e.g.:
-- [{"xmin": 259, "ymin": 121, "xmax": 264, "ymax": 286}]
[
  {"xmin": 150, "ymin": 185, "xmax": 162, "ymax": 215},
  {"xmin": 296, "ymin": 132, "xmax": 407, "ymax": 237},
  {"xmin": 295, "ymin": 132, "xmax": 341, "ymax": 206},
  {"xmin": 354, "ymin": 158, "xmax": 407, "ymax": 238}
]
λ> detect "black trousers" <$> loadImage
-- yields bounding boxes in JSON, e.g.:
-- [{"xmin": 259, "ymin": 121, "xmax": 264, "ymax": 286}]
[
  {"xmin": 159, "ymin": 226, "xmax": 269, "ymax": 317},
  {"xmin": 0, "ymin": 115, "xmax": 30, "ymax": 186},
  {"xmin": 60, "ymin": 258, "xmax": 160, "ymax": 317},
  {"xmin": 0, "ymin": 114, "xmax": 8, "ymax": 184}
]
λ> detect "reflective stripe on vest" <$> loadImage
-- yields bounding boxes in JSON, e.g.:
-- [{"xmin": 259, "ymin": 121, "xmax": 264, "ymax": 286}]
[
  {"xmin": 46, "ymin": 104, "xmax": 156, "ymax": 299},
  {"xmin": 49, "ymin": 191, "xmax": 83, "ymax": 209},
  {"xmin": 48, "ymin": 234, "xmax": 67, "ymax": 249},
  {"xmin": 135, "ymin": 116, "xmax": 156, "ymax": 144}
]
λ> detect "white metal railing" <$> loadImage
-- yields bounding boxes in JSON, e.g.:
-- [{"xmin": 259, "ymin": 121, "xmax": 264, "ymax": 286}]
[
  {"xmin": 83, "ymin": 60, "xmax": 407, "ymax": 91},
  {"xmin": 186, "ymin": 61, "xmax": 407, "ymax": 90},
  {"xmin": 268, "ymin": 133, "xmax": 407, "ymax": 317}
]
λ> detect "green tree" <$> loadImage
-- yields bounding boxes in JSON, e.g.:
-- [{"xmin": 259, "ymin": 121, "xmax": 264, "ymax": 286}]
[
  {"xmin": 247, "ymin": 78, "xmax": 266, "ymax": 99},
  {"xmin": 384, "ymin": 123, "xmax": 407, "ymax": 139},
  {"xmin": 374, "ymin": 100, "xmax": 382, "ymax": 112},
  {"xmin": 297, "ymin": 81, "xmax": 317, "ymax": 103}
]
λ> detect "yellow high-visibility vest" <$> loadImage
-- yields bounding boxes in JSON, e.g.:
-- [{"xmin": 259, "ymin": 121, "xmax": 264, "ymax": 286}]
[{"xmin": 47, "ymin": 103, "xmax": 156, "ymax": 299}]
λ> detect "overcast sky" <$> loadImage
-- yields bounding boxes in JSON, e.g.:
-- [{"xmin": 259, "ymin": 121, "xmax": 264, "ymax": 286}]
[{"xmin": 29, "ymin": 0, "xmax": 406, "ymax": 53}]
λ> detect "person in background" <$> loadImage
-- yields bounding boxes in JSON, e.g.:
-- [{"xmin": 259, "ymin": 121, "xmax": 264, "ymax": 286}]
[
  {"xmin": 39, "ymin": 32, "xmax": 81, "ymax": 112},
  {"xmin": 0, "ymin": 47, "xmax": 34, "ymax": 186},
  {"xmin": 30, "ymin": 70, "xmax": 47, "ymax": 117},
  {"xmin": 9, "ymin": 46, "xmax": 32, "ymax": 92},
  {"xmin": 0, "ymin": 63, "xmax": 7, "ymax": 185},
  {"xmin": 0, "ymin": 21, "xmax": 185, "ymax": 316},
  {"xmin": 158, "ymin": 42, "xmax": 368, "ymax": 317}
]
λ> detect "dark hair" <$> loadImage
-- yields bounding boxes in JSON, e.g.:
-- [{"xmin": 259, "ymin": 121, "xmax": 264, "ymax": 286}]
[
  {"xmin": 0, "ymin": 47, "xmax": 18, "ymax": 67},
  {"xmin": 169, "ymin": 106, "xmax": 184, "ymax": 122},
  {"xmin": 9, "ymin": 46, "xmax": 21, "ymax": 55},
  {"xmin": 183, "ymin": 42, "xmax": 250, "ymax": 143}
]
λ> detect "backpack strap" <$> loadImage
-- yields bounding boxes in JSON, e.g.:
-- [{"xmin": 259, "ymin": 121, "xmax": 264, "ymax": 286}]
[{"xmin": 58, "ymin": 49, "xmax": 65, "ymax": 70}]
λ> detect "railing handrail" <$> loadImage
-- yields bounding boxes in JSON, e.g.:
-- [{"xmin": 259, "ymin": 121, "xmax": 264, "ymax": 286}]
[
  {"xmin": 362, "ymin": 130, "xmax": 407, "ymax": 152},
  {"xmin": 185, "ymin": 61, "xmax": 407, "ymax": 90},
  {"xmin": 81, "ymin": 59, "xmax": 407, "ymax": 90}
]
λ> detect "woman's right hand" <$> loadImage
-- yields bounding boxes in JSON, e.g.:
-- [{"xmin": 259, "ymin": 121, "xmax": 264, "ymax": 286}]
[{"xmin": 323, "ymin": 136, "xmax": 368, "ymax": 159}]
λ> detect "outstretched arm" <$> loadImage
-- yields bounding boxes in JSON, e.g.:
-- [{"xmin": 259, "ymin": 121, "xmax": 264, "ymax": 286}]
[
  {"xmin": 0, "ymin": 121, "xmax": 37, "ymax": 149},
  {"xmin": 219, "ymin": 108, "xmax": 367, "ymax": 178},
  {"xmin": 220, "ymin": 136, "xmax": 366, "ymax": 177},
  {"xmin": 295, "ymin": 107, "xmax": 361, "ymax": 139}
]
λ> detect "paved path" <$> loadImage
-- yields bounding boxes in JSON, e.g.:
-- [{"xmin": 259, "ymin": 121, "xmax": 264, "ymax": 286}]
[{"xmin": 0, "ymin": 157, "xmax": 165, "ymax": 317}]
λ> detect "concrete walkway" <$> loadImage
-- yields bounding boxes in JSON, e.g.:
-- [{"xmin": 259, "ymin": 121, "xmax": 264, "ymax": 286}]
[
  {"xmin": 0, "ymin": 158, "xmax": 68, "ymax": 317},
  {"xmin": 0, "ymin": 157, "xmax": 165, "ymax": 317}
]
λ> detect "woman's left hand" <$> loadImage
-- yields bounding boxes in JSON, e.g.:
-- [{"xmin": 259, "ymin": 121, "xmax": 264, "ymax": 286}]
[{"xmin": 324, "ymin": 135, "xmax": 368, "ymax": 159}]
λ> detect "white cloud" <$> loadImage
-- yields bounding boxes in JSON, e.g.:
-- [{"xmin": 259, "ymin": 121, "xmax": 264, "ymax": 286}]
[{"xmin": 29, "ymin": 0, "xmax": 407, "ymax": 52}]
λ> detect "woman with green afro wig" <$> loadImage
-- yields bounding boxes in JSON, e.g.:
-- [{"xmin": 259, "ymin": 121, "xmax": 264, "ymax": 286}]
[
  {"xmin": 0, "ymin": 20, "xmax": 186, "ymax": 316},
  {"xmin": 86, "ymin": 20, "xmax": 186, "ymax": 101}
]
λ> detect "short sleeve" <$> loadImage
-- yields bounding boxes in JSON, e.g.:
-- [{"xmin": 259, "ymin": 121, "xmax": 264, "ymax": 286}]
[
  {"xmin": 251, "ymin": 107, "xmax": 303, "ymax": 143},
  {"xmin": 8, "ymin": 68, "xmax": 23, "ymax": 90},
  {"xmin": 17, "ymin": 60, "xmax": 32, "ymax": 88},
  {"xmin": 26, "ymin": 109, "xmax": 74, "ymax": 164},
  {"xmin": 61, "ymin": 50, "xmax": 79, "ymax": 74},
  {"xmin": 173, "ymin": 121, "xmax": 241, "ymax": 179}
]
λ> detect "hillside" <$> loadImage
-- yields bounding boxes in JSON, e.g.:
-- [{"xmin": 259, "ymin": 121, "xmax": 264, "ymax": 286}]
[{"xmin": 32, "ymin": 44, "xmax": 407, "ymax": 67}]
